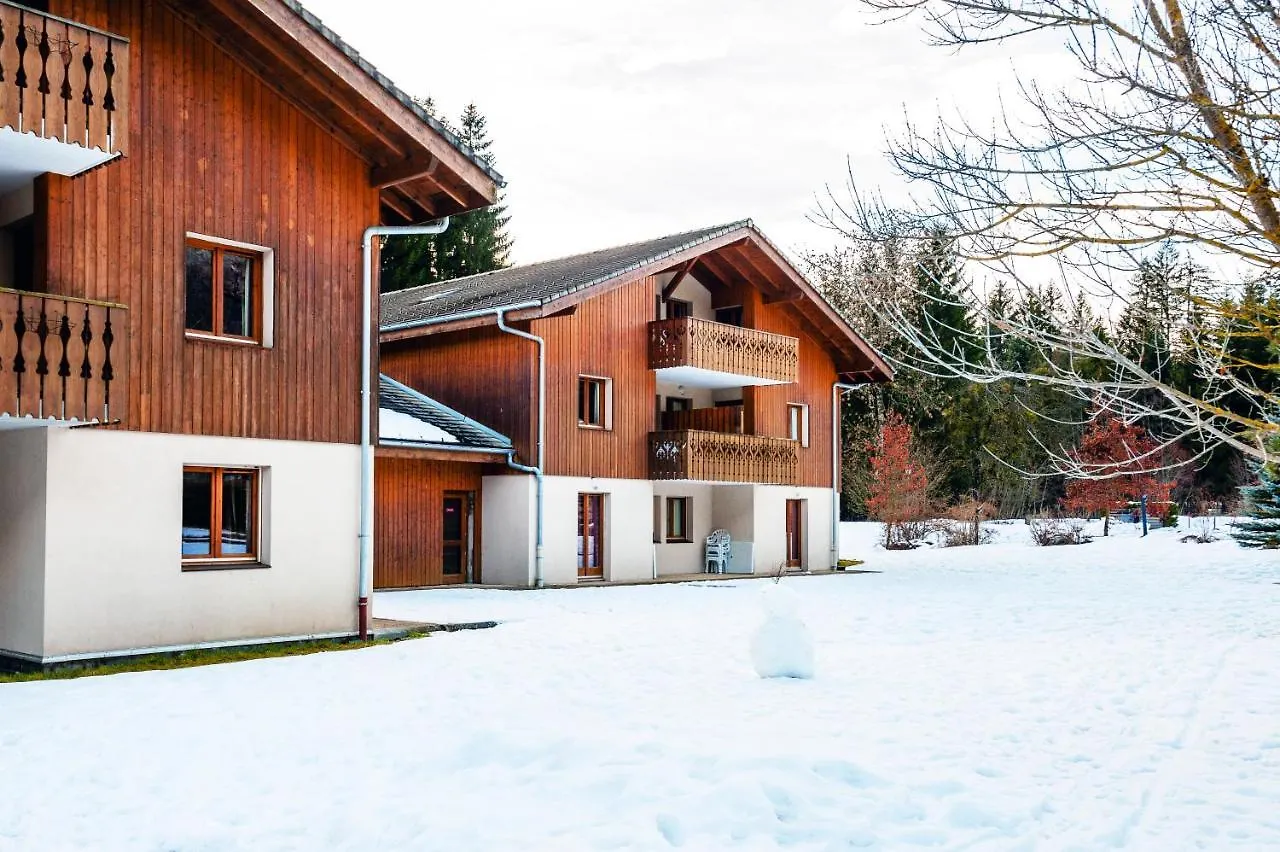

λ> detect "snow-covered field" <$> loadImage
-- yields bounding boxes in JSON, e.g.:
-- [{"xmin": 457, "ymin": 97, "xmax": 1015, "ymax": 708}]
[{"xmin": 2, "ymin": 520, "xmax": 1278, "ymax": 850}]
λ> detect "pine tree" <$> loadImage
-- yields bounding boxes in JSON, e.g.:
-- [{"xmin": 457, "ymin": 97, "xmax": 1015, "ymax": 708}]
[
  {"xmin": 380, "ymin": 102, "xmax": 513, "ymax": 292},
  {"xmin": 1232, "ymin": 431, "xmax": 1280, "ymax": 548}
]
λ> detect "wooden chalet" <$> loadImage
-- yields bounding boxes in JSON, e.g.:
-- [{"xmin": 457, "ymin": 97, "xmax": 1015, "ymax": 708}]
[
  {"xmin": 377, "ymin": 221, "xmax": 891, "ymax": 588},
  {"xmin": 0, "ymin": 0, "xmax": 499, "ymax": 666}
]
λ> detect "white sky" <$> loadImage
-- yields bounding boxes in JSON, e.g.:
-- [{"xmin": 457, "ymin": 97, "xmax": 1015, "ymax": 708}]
[{"xmin": 304, "ymin": 0, "xmax": 1067, "ymax": 266}]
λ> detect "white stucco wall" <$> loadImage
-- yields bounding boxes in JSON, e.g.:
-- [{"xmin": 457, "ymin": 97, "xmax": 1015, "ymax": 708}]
[
  {"xmin": 542, "ymin": 476, "xmax": 654, "ymax": 585},
  {"xmin": 480, "ymin": 473, "xmax": 536, "ymax": 586},
  {"xmin": 658, "ymin": 271, "xmax": 715, "ymax": 321},
  {"xmin": 655, "ymin": 380, "xmax": 715, "ymax": 411},
  {"xmin": 33, "ymin": 428, "xmax": 360, "ymax": 659},
  {"xmin": 652, "ymin": 481, "xmax": 715, "ymax": 575},
  {"xmin": 751, "ymin": 485, "xmax": 835, "ymax": 573},
  {"xmin": 0, "ymin": 427, "xmax": 50, "ymax": 660}
]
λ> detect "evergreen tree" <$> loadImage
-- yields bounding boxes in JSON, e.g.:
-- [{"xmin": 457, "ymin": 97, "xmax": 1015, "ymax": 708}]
[
  {"xmin": 1233, "ymin": 431, "xmax": 1280, "ymax": 548},
  {"xmin": 380, "ymin": 102, "xmax": 512, "ymax": 292}
]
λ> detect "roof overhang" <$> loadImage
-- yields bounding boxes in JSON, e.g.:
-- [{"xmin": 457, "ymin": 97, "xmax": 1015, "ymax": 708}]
[
  {"xmin": 380, "ymin": 225, "xmax": 893, "ymax": 382},
  {"xmin": 375, "ymin": 444, "xmax": 509, "ymax": 464},
  {"xmin": 165, "ymin": 0, "xmax": 501, "ymax": 222}
]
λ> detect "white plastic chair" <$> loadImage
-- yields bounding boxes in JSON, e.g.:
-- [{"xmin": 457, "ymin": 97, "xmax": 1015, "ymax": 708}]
[{"xmin": 705, "ymin": 529, "xmax": 731, "ymax": 573}]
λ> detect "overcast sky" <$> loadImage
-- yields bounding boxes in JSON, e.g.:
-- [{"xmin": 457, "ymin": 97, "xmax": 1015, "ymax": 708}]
[{"xmin": 304, "ymin": 0, "xmax": 1063, "ymax": 266}]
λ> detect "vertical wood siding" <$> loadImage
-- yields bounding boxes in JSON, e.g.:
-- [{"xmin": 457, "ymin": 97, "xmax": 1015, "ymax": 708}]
[
  {"xmin": 37, "ymin": 0, "xmax": 377, "ymax": 443},
  {"xmin": 380, "ymin": 327, "xmax": 536, "ymax": 463},
  {"xmin": 536, "ymin": 276, "xmax": 658, "ymax": 479},
  {"xmin": 374, "ymin": 455, "xmax": 485, "ymax": 588},
  {"xmin": 383, "ymin": 266, "xmax": 845, "ymax": 489}
]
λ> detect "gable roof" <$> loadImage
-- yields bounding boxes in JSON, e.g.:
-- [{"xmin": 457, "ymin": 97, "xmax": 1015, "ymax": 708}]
[
  {"xmin": 380, "ymin": 220, "xmax": 893, "ymax": 381},
  {"xmin": 279, "ymin": 0, "xmax": 502, "ymax": 188},
  {"xmin": 171, "ymin": 0, "xmax": 501, "ymax": 221},
  {"xmin": 379, "ymin": 375, "xmax": 513, "ymax": 450},
  {"xmin": 381, "ymin": 222, "xmax": 748, "ymax": 331}
]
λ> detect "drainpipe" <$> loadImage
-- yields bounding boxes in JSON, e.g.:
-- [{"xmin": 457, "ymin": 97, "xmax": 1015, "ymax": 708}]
[
  {"xmin": 496, "ymin": 311, "xmax": 546, "ymax": 588},
  {"xmin": 831, "ymin": 381, "xmax": 865, "ymax": 569},
  {"xmin": 359, "ymin": 218, "xmax": 450, "ymax": 640}
]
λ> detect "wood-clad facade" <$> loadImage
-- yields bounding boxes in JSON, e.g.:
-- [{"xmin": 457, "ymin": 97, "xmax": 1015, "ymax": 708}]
[
  {"xmin": 32, "ymin": 0, "xmax": 373, "ymax": 442},
  {"xmin": 375, "ymin": 455, "xmax": 486, "ymax": 588},
  {"xmin": 381, "ymin": 326, "xmax": 536, "ymax": 461},
  {"xmin": 382, "ymin": 260, "xmax": 847, "ymax": 489},
  {"xmin": 0, "ymin": 0, "xmax": 501, "ymax": 662},
  {"xmin": 375, "ymin": 225, "xmax": 890, "ymax": 587}
]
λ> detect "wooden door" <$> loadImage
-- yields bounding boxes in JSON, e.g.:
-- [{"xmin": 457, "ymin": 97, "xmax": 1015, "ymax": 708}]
[
  {"xmin": 578, "ymin": 493, "xmax": 605, "ymax": 579},
  {"xmin": 441, "ymin": 492, "xmax": 469, "ymax": 584},
  {"xmin": 785, "ymin": 499, "xmax": 804, "ymax": 568}
]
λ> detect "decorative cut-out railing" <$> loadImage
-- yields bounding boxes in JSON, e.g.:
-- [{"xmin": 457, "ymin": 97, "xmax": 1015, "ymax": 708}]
[
  {"xmin": 649, "ymin": 430, "xmax": 798, "ymax": 485},
  {"xmin": 659, "ymin": 405, "xmax": 743, "ymax": 434},
  {"xmin": 0, "ymin": 287, "xmax": 128, "ymax": 423},
  {"xmin": 0, "ymin": 1, "xmax": 130, "ymax": 155},
  {"xmin": 648, "ymin": 317, "xmax": 798, "ymax": 383}
]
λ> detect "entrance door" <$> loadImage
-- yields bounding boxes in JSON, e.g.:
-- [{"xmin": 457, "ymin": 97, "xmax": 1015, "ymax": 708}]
[
  {"xmin": 441, "ymin": 492, "xmax": 470, "ymax": 584},
  {"xmin": 578, "ymin": 493, "xmax": 605, "ymax": 579},
  {"xmin": 785, "ymin": 499, "xmax": 804, "ymax": 568}
]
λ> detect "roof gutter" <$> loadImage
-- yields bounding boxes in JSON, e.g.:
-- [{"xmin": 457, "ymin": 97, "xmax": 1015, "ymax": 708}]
[
  {"xmin": 495, "ymin": 310, "xmax": 546, "ymax": 589},
  {"xmin": 360, "ymin": 218, "xmax": 450, "ymax": 640},
  {"xmin": 381, "ymin": 301, "xmax": 541, "ymax": 336}
]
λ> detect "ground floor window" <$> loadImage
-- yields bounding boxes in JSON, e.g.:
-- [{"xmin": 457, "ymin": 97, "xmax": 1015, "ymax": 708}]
[
  {"xmin": 666, "ymin": 496, "xmax": 691, "ymax": 542},
  {"xmin": 182, "ymin": 466, "xmax": 259, "ymax": 564}
]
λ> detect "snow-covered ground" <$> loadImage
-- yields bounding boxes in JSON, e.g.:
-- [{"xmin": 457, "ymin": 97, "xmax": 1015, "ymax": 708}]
[{"xmin": 2, "ymin": 520, "xmax": 1278, "ymax": 850}]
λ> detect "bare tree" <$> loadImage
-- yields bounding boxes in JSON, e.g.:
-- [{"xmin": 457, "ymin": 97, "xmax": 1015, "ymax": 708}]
[{"xmin": 818, "ymin": 0, "xmax": 1280, "ymax": 474}]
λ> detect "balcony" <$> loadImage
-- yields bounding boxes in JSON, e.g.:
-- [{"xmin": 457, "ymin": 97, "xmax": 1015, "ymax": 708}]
[
  {"xmin": 659, "ymin": 405, "xmax": 743, "ymax": 434},
  {"xmin": 649, "ymin": 430, "xmax": 798, "ymax": 485},
  {"xmin": 0, "ymin": 288, "xmax": 128, "ymax": 424},
  {"xmin": 648, "ymin": 317, "xmax": 797, "ymax": 390},
  {"xmin": 0, "ymin": 2, "xmax": 129, "ymax": 181}
]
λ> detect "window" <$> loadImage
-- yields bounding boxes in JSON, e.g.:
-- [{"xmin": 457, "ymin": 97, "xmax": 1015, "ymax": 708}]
[
  {"xmin": 788, "ymin": 403, "xmax": 809, "ymax": 447},
  {"xmin": 666, "ymin": 497, "xmax": 691, "ymax": 542},
  {"xmin": 715, "ymin": 305, "xmax": 744, "ymax": 327},
  {"xmin": 665, "ymin": 396, "xmax": 692, "ymax": 413},
  {"xmin": 182, "ymin": 466, "xmax": 260, "ymax": 565},
  {"xmin": 185, "ymin": 236, "xmax": 268, "ymax": 342},
  {"xmin": 578, "ymin": 376, "xmax": 611, "ymax": 428},
  {"xmin": 652, "ymin": 496, "xmax": 662, "ymax": 544},
  {"xmin": 666, "ymin": 298, "xmax": 692, "ymax": 319}
]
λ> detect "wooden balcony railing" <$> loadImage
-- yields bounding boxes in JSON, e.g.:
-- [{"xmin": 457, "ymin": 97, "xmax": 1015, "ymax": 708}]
[
  {"xmin": 659, "ymin": 405, "xmax": 743, "ymax": 434},
  {"xmin": 649, "ymin": 317, "xmax": 798, "ymax": 383},
  {"xmin": 649, "ymin": 430, "xmax": 798, "ymax": 485},
  {"xmin": 0, "ymin": 1, "xmax": 130, "ymax": 155},
  {"xmin": 0, "ymin": 288, "xmax": 128, "ymax": 423}
]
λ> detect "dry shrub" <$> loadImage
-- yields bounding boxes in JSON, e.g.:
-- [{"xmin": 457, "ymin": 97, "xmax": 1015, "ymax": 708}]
[
  {"xmin": 1029, "ymin": 516, "xmax": 1092, "ymax": 547},
  {"xmin": 883, "ymin": 519, "xmax": 937, "ymax": 550}
]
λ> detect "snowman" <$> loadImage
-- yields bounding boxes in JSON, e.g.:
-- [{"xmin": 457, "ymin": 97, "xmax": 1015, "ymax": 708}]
[{"xmin": 750, "ymin": 581, "xmax": 815, "ymax": 679}]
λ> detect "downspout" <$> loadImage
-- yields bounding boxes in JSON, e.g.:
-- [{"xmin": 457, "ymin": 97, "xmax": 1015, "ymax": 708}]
[
  {"xmin": 359, "ymin": 218, "xmax": 450, "ymax": 640},
  {"xmin": 496, "ymin": 311, "xmax": 546, "ymax": 589},
  {"xmin": 831, "ymin": 381, "xmax": 865, "ymax": 568}
]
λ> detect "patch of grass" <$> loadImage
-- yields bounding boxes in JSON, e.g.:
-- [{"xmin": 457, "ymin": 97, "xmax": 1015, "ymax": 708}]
[{"xmin": 0, "ymin": 631, "xmax": 430, "ymax": 684}]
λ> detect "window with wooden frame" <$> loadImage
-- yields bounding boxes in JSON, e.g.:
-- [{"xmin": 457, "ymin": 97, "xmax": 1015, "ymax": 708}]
[
  {"xmin": 788, "ymin": 403, "xmax": 810, "ymax": 447},
  {"xmin": 185, "ymin": 237, "xmax": 266, "ymax": 342},
  {"xmin": 666, "ymin": 497, "xmax": 691, "ymax": 542},
  {"xmin": 578, "ymin": 375, "xmax": 612, "ymax": 429},
  {"xmin": 714, "ymin": 305, "xmax": 744, "ymax": 327},
  {"xmin": 182, "ymin": 466, "xmax": 260, "ymax": 565},
  {"xmin": 666, "ymin": 298, "xmax": 692, "ymax": 319}
]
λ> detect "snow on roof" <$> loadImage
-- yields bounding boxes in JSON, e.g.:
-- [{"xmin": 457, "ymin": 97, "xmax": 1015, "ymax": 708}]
[
  {"xmin": 379, "ymin": 408, "xmax": 458, "ymax": 444},
  {"xmin": 378, "ymin": 374, "xmax": 513, "ymax": 451}
]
